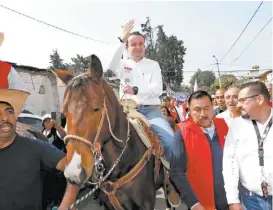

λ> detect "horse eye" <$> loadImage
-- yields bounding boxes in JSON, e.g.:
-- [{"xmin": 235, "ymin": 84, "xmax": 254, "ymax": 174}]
[{"xmin": 94, "ymin": 108, "xmax": 100, "ymax": 112}]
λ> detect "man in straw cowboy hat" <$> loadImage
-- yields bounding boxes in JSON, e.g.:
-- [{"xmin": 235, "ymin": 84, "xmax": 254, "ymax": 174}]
[
  {"xmin": 0, "ymin": 32, "xmax": 26, "ymax": 90},
  {"xmin": 0, "ymin": 89, "xmax": 79, "ymax": 209}
]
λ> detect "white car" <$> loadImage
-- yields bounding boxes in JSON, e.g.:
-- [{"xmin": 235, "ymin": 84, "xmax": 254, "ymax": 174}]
[{"xmin": 17, "ymin": 113, "xmax": 43, "ymax": 132}]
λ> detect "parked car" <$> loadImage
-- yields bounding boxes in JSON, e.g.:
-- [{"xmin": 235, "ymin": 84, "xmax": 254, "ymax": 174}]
[{"xmin": 17, "ymin": 113, "xmax": 43, "ymax": 132}]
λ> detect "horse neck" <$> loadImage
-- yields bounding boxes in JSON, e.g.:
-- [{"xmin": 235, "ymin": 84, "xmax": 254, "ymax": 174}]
[
  {"xmin": 102, "ymin": 80, "xmax": 128, "ymax": 141},
  {"xmin": 101, "ymin": 80, "xmax": 147, "ymax": 177}
]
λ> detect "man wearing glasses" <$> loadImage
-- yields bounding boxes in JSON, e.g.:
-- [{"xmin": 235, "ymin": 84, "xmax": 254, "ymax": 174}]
[{"xmin": 223, "ymin": 81, "xmax": 273, "ymax": 210}]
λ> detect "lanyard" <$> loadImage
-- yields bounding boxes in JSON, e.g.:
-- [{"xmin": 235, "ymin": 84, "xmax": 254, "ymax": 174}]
[
  {"xmin": 252, "ymin": 117, "xmax": 272, "ymax": 199},
  {"xmin": 252, "ymin": 117, "xmax": 272, "ymax": 167}
]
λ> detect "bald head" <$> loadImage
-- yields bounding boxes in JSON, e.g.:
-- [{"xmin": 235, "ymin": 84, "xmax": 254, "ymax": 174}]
[{"xmin": 215, "ymin": 88, "xmax": 227, "ymax": 110}]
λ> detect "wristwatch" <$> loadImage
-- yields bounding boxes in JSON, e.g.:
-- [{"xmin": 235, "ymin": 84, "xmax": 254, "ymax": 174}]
[
  {"xmin": 118, "ymin": 37, "xmax": 124, "ymax": 43},
  {"xmin": 132, "ymin": 86, "xmax": 139, "ymax": 95}
]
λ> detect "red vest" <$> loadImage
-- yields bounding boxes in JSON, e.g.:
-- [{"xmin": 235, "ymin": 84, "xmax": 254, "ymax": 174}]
[
  {"xmin": 0, "ymin": 60, "xmax": 11, "ymax": 88},
  {"xmin": 178, "ymin": 117, "xmax": 228, "ymax": 210}
]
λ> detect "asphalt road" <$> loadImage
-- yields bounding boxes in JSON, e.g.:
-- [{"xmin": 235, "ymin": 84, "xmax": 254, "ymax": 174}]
[{"xmin": 76, "ymin": 188, "xmax": 188, "ymax": 210}]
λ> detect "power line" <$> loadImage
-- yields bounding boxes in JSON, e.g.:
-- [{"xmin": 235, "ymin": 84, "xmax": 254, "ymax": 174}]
[
  {"xmin": 229, "ymin": 17, "xmax": 272, "ymax": 66},
  {"xmin": 0, "ymin": 4, "xmax": 111, "ymax": 45},
  {"xmin": 220, "ymin": 1, "xmax": 264, "ymax": 62},
  {"xmin": 165, "ymin": 68, "xmax": 272, "ymax": 73}
]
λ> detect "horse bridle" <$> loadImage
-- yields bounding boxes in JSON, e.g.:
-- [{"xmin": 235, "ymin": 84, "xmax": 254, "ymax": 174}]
[{"xmin": 63, "ymin": 91, "xmax": 131, "ymax": 185}]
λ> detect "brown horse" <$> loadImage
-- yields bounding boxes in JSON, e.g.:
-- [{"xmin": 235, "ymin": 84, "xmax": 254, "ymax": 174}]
[{"xmin": 55, "ymin": 55, "xmax": 178, "ymax": 210}]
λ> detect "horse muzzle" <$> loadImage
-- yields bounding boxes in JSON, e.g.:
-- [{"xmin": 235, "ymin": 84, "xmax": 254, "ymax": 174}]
[{"xmin": 64, "ymin": 151, "xmax": 88, "ymax": 186}]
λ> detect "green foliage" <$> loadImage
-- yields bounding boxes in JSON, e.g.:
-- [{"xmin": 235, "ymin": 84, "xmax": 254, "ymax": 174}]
[
  {"xmin": 141, "ymin": 17, "xmax": 186, "ymax": 91},
  {"xmin": 210, "ymin": 74, "xmax": 238, "ymax": 93},
  {"xmin": 190, "ymin": 69, "xmax": 216, "ymax": 89},
  {"xmin": 49, "ymin": 49, "xmax": 67, "ymax": 69},
  {"xmin": 67, "ymin": 54, "xmax": 89, "ymax": 74}
]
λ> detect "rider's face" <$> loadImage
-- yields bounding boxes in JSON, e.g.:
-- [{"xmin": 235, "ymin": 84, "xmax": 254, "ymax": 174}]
[
  {"xmin": 0, "ymin": 102, "xmax": 16, "ymax": 140},
  {"xmin": 127, "ymin": 35, "xmax": 145, "ymax": 61}
]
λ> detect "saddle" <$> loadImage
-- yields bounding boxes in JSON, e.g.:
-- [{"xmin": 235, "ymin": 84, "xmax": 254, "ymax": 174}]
[
  {"xmin": 120, "ymin": 99, "xmax": 170, "ymax": 170},
  {"xmin": 120, "ymin": 99, "xmax": 181, "ymax": 208}
]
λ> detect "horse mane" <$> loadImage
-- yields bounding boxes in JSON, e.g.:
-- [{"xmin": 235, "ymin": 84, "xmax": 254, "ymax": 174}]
[
  {"xmin": 66, "ymin": 73, "xmax": 93, "ymax": 91},
  {"xmin": 65, "ymin": 72, "xmax": 120, "ymax": 107}
]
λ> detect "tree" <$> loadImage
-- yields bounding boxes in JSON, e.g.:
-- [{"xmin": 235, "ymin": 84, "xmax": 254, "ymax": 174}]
[
  {"xmin": 104, "ymin": 69, "xmax": 120, "ymax": 88},
  {"xmin": 210, "ymin": 74, "xmax": 238, "ymax": 92},
  {"xmin": 67, "ymin": 54, "xmax": 89, "ymax": 74},
  {"xmin": 178, "ymin": 84, "xmax": 192, "ymax": 93},
  {"xmin": 49, "ymin": 49, "xmax": 67, "ymax": 69},
  {"xmin": 141, "ymin": 17, "xmax": 186, "ymax": 91},
  {"xmin": 189, "ymin": 69, "xmax": 216, "ymax": 89}
]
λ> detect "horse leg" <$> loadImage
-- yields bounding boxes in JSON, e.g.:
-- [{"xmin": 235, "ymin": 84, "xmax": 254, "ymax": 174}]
[{"xmin": 139, "ymin": 199, "xmax": 155, "ymax": 210}]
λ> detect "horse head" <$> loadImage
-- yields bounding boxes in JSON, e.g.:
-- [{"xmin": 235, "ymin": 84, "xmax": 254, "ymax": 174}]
[{"xmin": 55, "ymin": 55, "xmax": 127, "ymax": 187}]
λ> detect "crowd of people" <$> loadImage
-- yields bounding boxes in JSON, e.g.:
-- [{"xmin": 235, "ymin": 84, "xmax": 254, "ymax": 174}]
[{"xmin": 1, "ymin": 19, "xmax": 273, "ymax": 210}]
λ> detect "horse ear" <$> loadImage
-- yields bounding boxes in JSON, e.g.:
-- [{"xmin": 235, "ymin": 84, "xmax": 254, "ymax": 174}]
[
  {"xmin": 54, "ymin": 69, "xmax": 74, "ymax": 85},
  {"xmin": 89, "ymin": 54, "xmax": 103, "ymax": 80}
]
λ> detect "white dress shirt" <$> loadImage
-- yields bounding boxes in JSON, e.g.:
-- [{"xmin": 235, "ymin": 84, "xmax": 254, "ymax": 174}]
[
  {"xmin": 223, "ymin": 109, "xmax": 273, "ymax": 204},
  {"xmin": 200, "ymin": 122, "xmax": 215, "ymax": 139},
  {"xmin": 216, "ymin": 110, "xmax": 238, "ymax": 127},
  {"xmin": 108, "ymin": 43, "xmax": 162, "ymax": 105}
]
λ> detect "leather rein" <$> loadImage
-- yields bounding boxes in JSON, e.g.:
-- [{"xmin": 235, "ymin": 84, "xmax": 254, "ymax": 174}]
[{"xmin": 63, "ymin": 92, "xmax": 155, "ymax": 210}]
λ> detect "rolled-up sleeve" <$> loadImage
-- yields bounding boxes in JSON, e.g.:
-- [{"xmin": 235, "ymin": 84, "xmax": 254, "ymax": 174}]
[{"xmin": 170, "ymin": 130, "xmax": 199, "ymax": 208}]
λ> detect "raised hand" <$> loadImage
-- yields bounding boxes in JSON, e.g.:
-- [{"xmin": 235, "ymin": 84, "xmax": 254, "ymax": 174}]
[{"xmin": 120, "ymin": 20, "xmax": 134, "ymax": 42}]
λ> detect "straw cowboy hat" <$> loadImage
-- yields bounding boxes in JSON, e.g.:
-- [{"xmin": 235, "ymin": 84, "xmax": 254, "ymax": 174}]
[
  {"xmin": 0, "ymin": 32, "xmax": 4, "ymax": 46},
  {"xmin": 0, "ymin": 89, "xmax": 30, "ymax": 118}
]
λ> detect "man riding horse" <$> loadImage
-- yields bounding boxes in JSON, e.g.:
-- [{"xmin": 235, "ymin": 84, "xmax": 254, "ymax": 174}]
[
  {"xmin": 109, "ymin": 20, "xmax": 174, "ymax": 162},
  {"xmin": 54, "ymin": 26, "xmax": 180, "ymax": 208}
]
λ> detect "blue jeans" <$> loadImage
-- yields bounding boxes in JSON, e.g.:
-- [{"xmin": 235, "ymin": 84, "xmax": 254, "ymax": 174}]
[
  {"xmin": 240, "ymin": 185, "xmax": 272, "ymax": 210},
  {"xmin": 137, "ymin": 105, "xmax": 174, "ymax": 161}
]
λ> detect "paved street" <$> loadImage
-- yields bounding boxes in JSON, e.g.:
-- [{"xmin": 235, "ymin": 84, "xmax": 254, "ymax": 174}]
[{"xmin": 76, "ymin": 188, "xmax": 188, "ymax": 210}]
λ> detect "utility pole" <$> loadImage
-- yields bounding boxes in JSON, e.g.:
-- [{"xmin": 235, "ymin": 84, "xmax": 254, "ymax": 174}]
[{"xmin": 213, "ymin": 55, "xmax": 222, "ymax": 88}]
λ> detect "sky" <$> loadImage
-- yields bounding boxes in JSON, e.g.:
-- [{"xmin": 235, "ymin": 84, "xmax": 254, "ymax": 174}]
[{"xmin": 0, "ymin": 0, "xmax": 272, "ymax": 84}]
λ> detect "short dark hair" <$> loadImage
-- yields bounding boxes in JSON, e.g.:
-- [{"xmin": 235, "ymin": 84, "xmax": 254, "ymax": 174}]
[
  {"xmin": 188, "ymin": 91, "xmax": 212, "ymax": 106},
  {"xmin": 126, "ymin": 31, "xmax": 145, "ymax": 47},
  {"xmin": 240, "ymin": 81, "xmax": 270, "ymax": 102},
  {"xmin": 160, "ymin": 105, "xmax": 172, "ymax": 117},
  {"xmin": 0, "ymin": 101, "xmax": 13, "ymax": 108}
]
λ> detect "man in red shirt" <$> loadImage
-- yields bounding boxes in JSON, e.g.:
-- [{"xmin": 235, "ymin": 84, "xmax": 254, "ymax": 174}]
[{"xmin": 0, "ymin": 32, "xmax": 26, "ymax": 90}]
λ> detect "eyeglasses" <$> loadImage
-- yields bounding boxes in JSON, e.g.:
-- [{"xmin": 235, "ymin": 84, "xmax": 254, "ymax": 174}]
[{"xmin": 238, "ymin": 94, "xmax": 259, "ymax": 103}]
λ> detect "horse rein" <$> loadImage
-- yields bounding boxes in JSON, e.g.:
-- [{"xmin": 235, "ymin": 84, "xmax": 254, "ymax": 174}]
[{"xmin": 63, "ymin": 90, "xmax": 131, "ymax": 185}]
